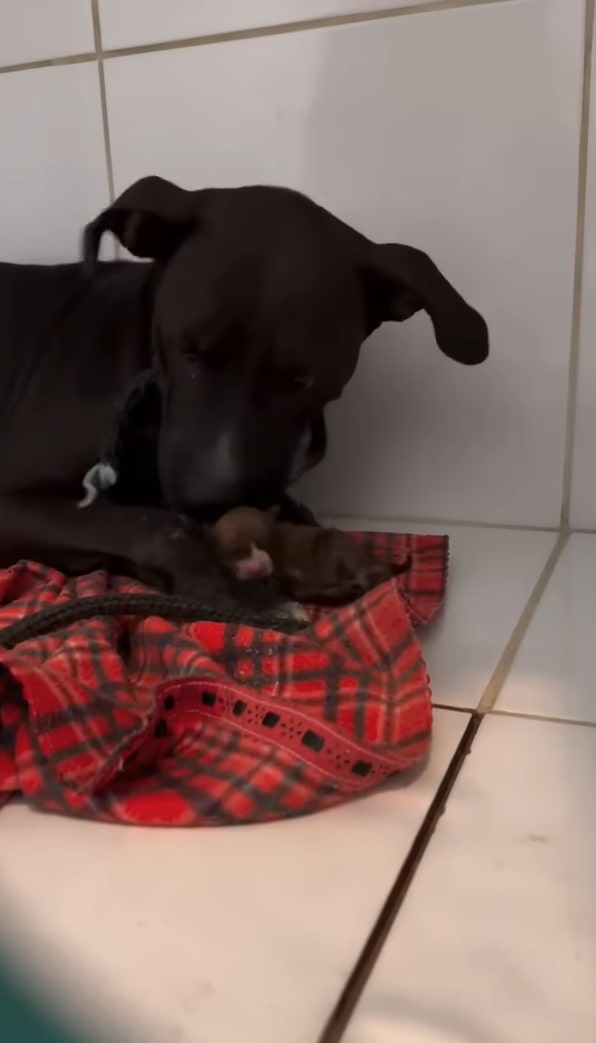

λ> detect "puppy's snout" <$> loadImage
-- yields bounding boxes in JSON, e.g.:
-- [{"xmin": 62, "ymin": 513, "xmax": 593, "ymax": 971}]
[{"xmin": 233, "ymin": 545, "xmax": 273, "ymax": 581}]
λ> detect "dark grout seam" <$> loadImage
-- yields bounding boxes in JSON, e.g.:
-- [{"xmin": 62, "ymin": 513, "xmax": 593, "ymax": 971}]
[
  {"xmin": 316, "ymin": 712, "xmax": 482, "ymax": 1043},
  {"xmin": 432, "ymin": 702, "xmax": 471, "ymax": 713},
  {"xmin": 0, "ymin": 51, "xmax": 96, "ymax": 76},
  {"xmin": 0, "ymin": 0, "xmax": 512, "ymax": 77},
  {"xmin": 435, "ymin": 701, "xmax": 596, "ymax": 729},
  {"xmin": 477, "ymin": 529, "xmax": 569, "ymax": 712},
  {"xmin": 318, "ymin": 527, "xmax": 570, "ymax": 1043},
  {"xmin": 489, "ymin": 707, "xmax": 596, "ymax": 729},
  {"xmin": 91, "ymin": 0, "xmax": 115, "ymax": 204},
  {"xmin": 560, "ymin": 0, "xmax": 595, "ymax": 528}
]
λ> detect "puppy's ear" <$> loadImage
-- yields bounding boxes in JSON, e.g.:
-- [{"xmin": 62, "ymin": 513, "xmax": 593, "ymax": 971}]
[
  {"xmin": 83, "ymin": 176, "xmax": 199, "ymax": 275},
  {"xmin": 364, "ymin": 243, "xmax": 489, "ymax": 365}
]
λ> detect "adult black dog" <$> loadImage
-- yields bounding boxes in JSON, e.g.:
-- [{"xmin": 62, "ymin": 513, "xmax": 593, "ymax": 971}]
[{"xmin": 0, "ymin": 176, "xmax": 488, "ymax": 594}]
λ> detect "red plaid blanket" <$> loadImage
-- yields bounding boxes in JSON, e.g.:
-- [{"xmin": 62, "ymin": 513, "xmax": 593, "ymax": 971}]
[{"xmin": 0, "ymin": 533, "xmax": 447, "ymax": 826}]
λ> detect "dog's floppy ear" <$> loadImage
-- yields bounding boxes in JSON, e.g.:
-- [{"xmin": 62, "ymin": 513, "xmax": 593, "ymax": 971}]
[
  {"xmin": 364, "ymin": 243, "xmax": 489, "ymax": 365},
  {"xmin": 83, "ymin": 176, "xmax": 198, "ymax": 275}
]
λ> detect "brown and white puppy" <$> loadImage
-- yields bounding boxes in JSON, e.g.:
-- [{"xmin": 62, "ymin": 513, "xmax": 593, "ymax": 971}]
[{"xmin": 213, "ymin": 507, "xmax": 410, "ymax": 604}]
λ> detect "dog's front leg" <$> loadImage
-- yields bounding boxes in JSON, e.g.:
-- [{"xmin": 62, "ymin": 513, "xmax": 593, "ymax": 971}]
[
  {"xmin": 0, "ymin": 495, "xmax": 207, "ymax": 589},
  {"xmin": 0, "ymin": 495, "xmax": 308, "ymax": 631}
]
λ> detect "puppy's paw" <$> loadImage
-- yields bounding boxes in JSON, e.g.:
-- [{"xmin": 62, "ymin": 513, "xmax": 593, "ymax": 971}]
[{"xmin": 284, "ymin": 600, "xmax": 310, "ymax": 623}]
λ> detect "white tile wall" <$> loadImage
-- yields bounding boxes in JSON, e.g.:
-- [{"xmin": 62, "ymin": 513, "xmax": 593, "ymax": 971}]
[
  {"xmin": 0, "ymin": 63, "xmax": 109, "ymax": 263},
  {"xmin": 0, "ymin": 0, "xmax": 94, "ymax": 66},
  {"xmin": 570, "ymin": 17, "xmax": 596, "ymax": 530},
  {"xmin": 105, "ymin": 0, "xmax": 583, "ymax": 527},
  {"xmin": 98, "ymin": 0, "xmax": 425, "ymax": 51},
  {"xmin": 344, "ymin": 714, "xmax": 596, "ymax": 1043},
  {"xmin": 0, "ymin": 0, "xmax": 589, "ymax": 527},
  {"xmin": 0, "ymin": 710, "xmax": 468, "ymax": 1043}
]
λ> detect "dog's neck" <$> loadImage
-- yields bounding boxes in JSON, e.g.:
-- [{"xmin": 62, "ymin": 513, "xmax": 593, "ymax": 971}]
[{"xmin": 85, "ymin": 259, "xmax": 157, "ymax": 374}]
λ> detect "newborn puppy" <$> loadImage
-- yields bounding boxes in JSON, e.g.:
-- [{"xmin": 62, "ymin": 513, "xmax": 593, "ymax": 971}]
[
  {"xmin": 211, "ymin": 507, "xmax": 276, "ymax": 582},
  {"xmin": 213, "ymin": 507, "xmax": 409, "ymax": 604}
]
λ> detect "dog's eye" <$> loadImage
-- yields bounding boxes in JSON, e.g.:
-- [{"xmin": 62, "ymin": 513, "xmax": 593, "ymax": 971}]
[
  {"xmin": 180, "ymin": 340, "xmax": 202, "ymax": 361},
  {"xmin": 292, "ymin": 374, "xmax": 314, "ymax": 391},
  {"xmin": 182, "ymin": 340, "xmax": 228, "ymax": 374},
  {"xmin": 263, "ymin": 367, "xmax": 314, "ymax": 393}
]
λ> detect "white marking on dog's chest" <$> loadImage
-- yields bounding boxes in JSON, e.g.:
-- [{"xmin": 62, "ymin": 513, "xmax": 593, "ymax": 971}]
[{"xmin": 78, "ymin": 461, "xmax": 117, "ymax": 507}]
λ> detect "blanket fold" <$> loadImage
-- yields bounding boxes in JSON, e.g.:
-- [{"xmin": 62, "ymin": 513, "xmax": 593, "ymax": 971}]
[{"xmin": 0, "ymin": 532, "xmax": 447, "ymax": 826}]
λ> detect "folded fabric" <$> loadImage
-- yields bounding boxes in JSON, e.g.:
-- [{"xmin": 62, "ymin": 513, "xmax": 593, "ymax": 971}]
[{"xmin": 0, "ymin": 533, "xmax": 447, "ymax": 827}]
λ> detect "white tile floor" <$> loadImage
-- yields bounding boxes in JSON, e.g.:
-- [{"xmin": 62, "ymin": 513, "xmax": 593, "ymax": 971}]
[{"xmin": 1, "ymin": 527, "xmax": 595, "ymax": 1043}]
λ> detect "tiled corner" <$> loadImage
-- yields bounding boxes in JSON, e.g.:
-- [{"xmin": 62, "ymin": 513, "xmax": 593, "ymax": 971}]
[
  {"xmin": 420, "ymin": 527, "xmax": 556, "ymax": 709},
  {"xmin": 344, "ymin": 714, "xmax": 596, "ymax": 1043},
  {"xmin": 0, "ymin": 63, "xmax": 109, "ymax": 263},
  {"xmin": 98, "ymin": 0, "xmax": 424, "ymax": 51},
  {"xmin": 0, "ymin": 710, "xmax": 467, "ymax": 1043},
  {"xmin": 106, "ymin": 0, "xmax": 582, "ymax": 527},
  {"xmin": 324, "ymin": 520, "xmax": 557, "ymax": 709},
  {"xmin": 496, "ymin": 534, "xmax": 596, "ymax": 723},
  {"xmin": 570, "ymin": 15, "xmax": 596, "ymax": 530},
  {"xmin": 0, "ymin": 0, "xmax": 94, "ymax": 66}
]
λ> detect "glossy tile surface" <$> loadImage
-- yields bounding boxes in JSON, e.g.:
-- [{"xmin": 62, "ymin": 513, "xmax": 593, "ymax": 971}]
[
  {"xmin": 0, "ymin": 710, "xmax": 468, "ymax": 1043},
  {"xmin": 295, "ymin": 0, "xmax": 582, "ymax": 527},
  {"xmin": 325, "ymin": 520, "xmax": 557, "ymax": 709},
  {"xmin": 496, "ymin": 534, "xmax": 596, "ymax": 723},
  {"xmin": 98, "ymin": 0, "xmax": 423, "ymax": 50},
  {"xmin": 105, "ymin": 0, "xmax": 581, "ymax": 526},
  {"xmin": 570, "ymin": 14, "xmax": 596, "ymax": 529},
  {"xmin": 345, "ymin": 714, "xmax": 596, "ymax": 1043},
  {"xmin": 0, "ymin": 0, "xmax": 94, "ymax": 66},
  {"xmin": 0, "ymin": 63, "xmax": 109, "ymax": 262}
]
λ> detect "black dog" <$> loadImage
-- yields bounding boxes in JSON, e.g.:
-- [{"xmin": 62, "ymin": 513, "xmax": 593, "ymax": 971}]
[{"xmin": 0, "ymin": 176, "xmax": 488, "ymax": 594}]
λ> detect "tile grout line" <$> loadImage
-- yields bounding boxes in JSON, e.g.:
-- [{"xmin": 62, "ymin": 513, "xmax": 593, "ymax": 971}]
[
  {"xmin": 322, "ymin": 514, "xmax": 559, "ymax": 533},
  {"xmin": 560, "ymin": 0, "xmax": 595, "ymax": 528},
  {"xmin": 489, "ymin": 707, "xmax": 596, "ymax": 729},
  {"xmin": 316, "ymin": 713, "xmax": 482, "ymax": 1043},
  {"xmin": 476, "ymin": 528, "xmax": 569, "ymax": 711},
  {"xmin": 91, "ymin": 0, "xmax": 115, "ymax": 204},
  {"xmin": 0, "ymin": 0, "xmax": 513, "ymax": 76},
  {"xmin": 318, "ymin": 530, "xmax": 570, "ymax": 1043},
  {"xmin": 0, "ymin": 52, "xmax": 96, "ymax": 76},
  {"xmin": 99, "ymin": 0, "xmax": 509, "ymax": 60},
  {"xmin": 435, "ymin": 701, "xmax": 596, "ymax": 729}
]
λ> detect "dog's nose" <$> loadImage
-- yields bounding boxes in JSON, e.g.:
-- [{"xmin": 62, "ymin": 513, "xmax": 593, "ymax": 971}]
[
  {"xmin": 161, "ymin": 454, "xmax": 284, "ymax": 519},
  {"xmin": 162, "ymin": 472, "xmax": 248, "ymax": 519}
]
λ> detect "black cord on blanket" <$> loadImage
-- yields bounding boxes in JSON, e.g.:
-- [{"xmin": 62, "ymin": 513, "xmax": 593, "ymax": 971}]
[{"xmin": 0, "ymin": 592, "xmax": 307, "ymax": 650}]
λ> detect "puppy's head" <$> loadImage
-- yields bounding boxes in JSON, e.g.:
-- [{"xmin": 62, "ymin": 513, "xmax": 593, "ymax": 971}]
[
  {"xmin": 212, "ymin": 506, "xmax": 275, "ymax": 581},
  {"xmin": 84, "ymin": 177, "xmax": 489, "ymax": 516}
]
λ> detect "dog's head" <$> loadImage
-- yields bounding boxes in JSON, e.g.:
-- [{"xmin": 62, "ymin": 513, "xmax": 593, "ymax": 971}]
[{"xmin": 84, "ymin": 176, "xmax": 488, "ymax": 515}]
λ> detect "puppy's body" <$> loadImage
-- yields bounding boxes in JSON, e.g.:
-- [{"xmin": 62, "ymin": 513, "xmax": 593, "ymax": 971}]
[
  {"xmin": 213, "ymin": 507, "xmax": 409, "ymax": 604},
  {"xmin": 128, "ymin": 509, "xmax": 307, "ymax": 631}
]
